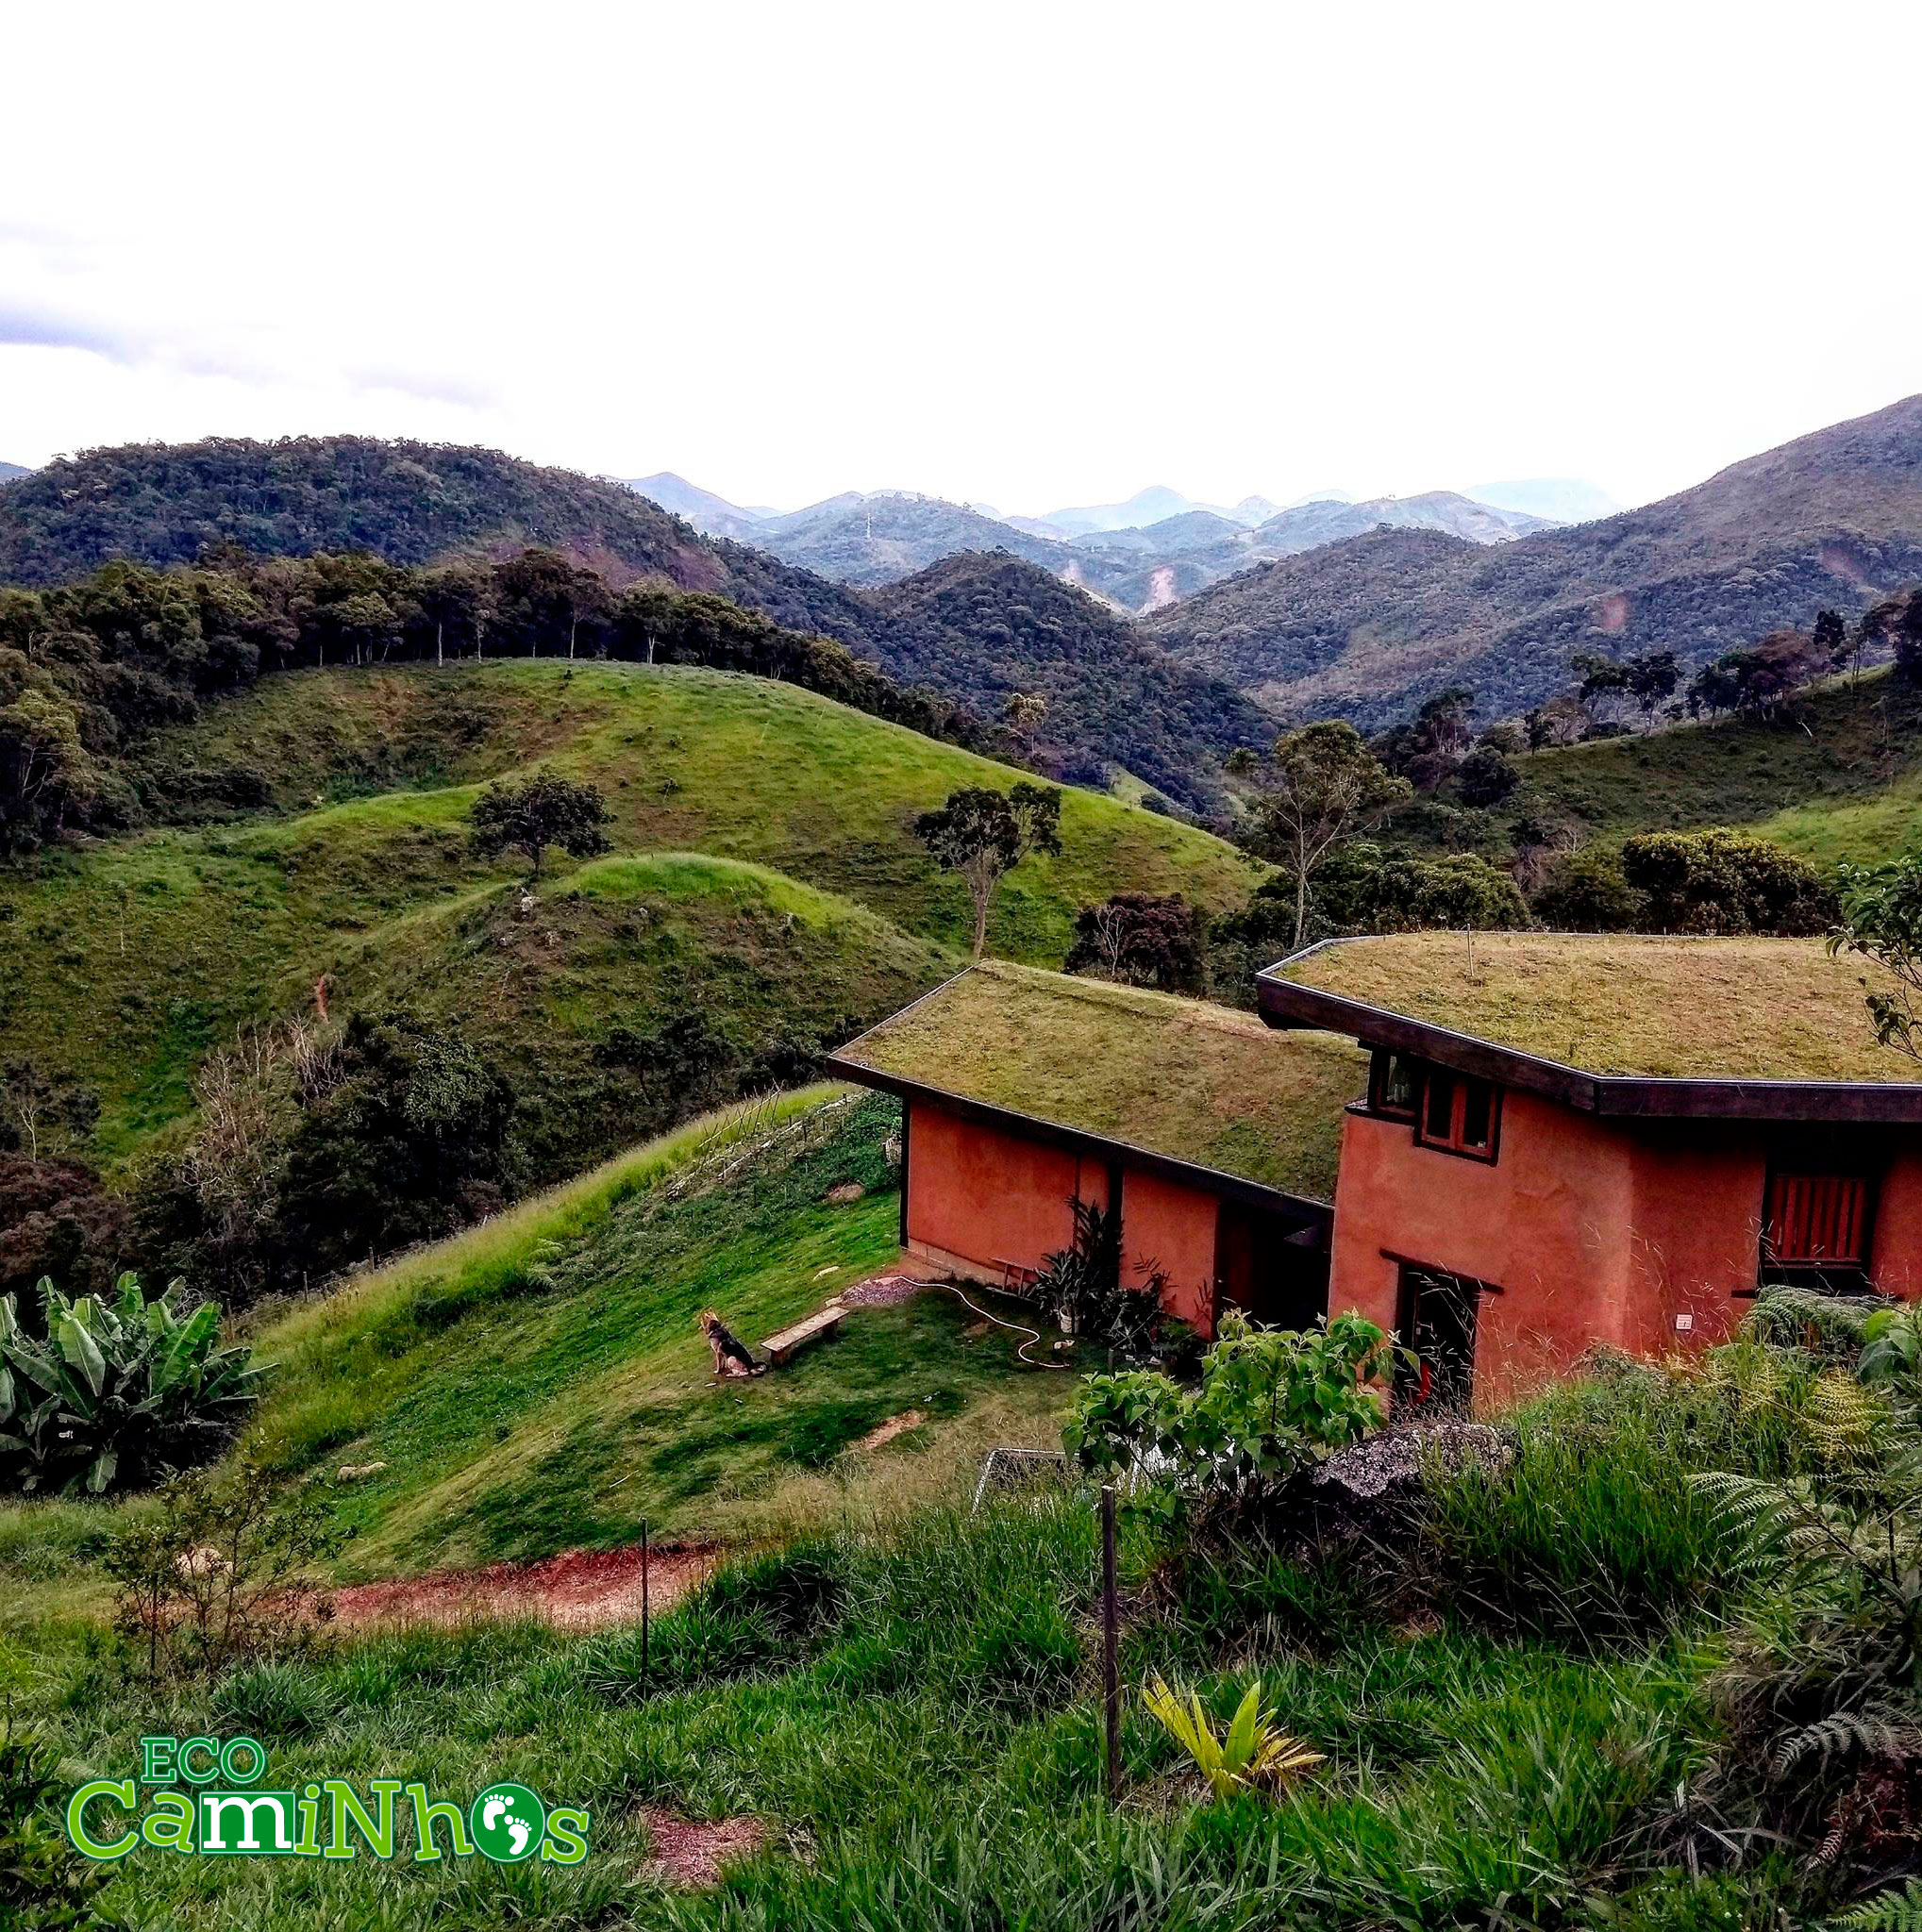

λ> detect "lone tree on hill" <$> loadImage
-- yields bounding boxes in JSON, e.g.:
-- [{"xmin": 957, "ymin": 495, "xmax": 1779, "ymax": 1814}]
[
  {"xmin": 470, "ymin": 772, "xmax": 611, "ymax": 882},
  {"xmin": 914, "ymin": 782, "xmax": 1063, "ymax": 959},
  {"xmin": 1000, "ymin": 691, "xmax": 1048, "ymax": 760},
  {"xmin": 1227, "ymin": 723, "xmax": 1412, "ymax": 950}
]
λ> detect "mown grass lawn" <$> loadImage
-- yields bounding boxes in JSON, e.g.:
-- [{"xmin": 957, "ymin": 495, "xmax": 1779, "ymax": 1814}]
[{"xmin": 246, "ymin": 1092, "xmax": 1069, "ymax": 1574}]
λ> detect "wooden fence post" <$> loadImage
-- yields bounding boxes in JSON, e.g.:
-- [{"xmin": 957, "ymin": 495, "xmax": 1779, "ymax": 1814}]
[{"xmin": 1101, "ymin": 1483, "xmax": 1119, "ymax": 1801}]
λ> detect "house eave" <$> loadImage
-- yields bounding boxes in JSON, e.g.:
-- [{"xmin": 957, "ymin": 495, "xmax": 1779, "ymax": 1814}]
[
  {"xmin": 823, "ymin": 1053, "xmax": 1333, "ymax": 1233},
  {"xmin": 1256, "ymin": 941, "xmax": 1922, "ymax": 1127}
]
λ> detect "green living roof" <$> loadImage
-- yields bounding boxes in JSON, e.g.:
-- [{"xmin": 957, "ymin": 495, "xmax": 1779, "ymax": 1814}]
[
  {"xmin": 1266, "ymin": 933, "xmax": 1922, "ymax": 1085},
  {"xmin": 831, "ymin": 960, "xmax": 1367, "ymax": 1200}
]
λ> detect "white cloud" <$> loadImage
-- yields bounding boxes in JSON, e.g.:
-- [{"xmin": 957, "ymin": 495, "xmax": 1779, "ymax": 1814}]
[{"xmin": 2, "ymin": 0, "xmax": 1917, "ymax": 512}]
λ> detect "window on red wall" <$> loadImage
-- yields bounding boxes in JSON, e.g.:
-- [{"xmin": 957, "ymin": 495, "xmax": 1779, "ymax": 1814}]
[
  {"xmin": 1764, "ymin": 1172, "xmax": 1871, "ymax": 1271},
  {"xmin": 1368, "ymin": 1050, "xmax": 1422, "ymax": 1120},
  {"xmin": 1416, "ymin": 1070, "xmax": 1500, "ymax": 1160}
]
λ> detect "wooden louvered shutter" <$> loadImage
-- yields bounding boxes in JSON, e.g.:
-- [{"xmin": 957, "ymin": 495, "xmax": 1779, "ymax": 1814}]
[{"xmin": 1764, "ymin": 1173, "xmax": 1869, "ymax": 1268}]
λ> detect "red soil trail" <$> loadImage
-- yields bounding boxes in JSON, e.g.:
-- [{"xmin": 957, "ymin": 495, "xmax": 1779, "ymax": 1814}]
[{"xmin": 327, "ymin": 1542, "xmax": 720, "ymax": 1632}]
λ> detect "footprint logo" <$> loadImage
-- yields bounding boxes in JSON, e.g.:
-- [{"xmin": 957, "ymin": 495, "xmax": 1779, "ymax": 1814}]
[{"xmin": 470, "ymin": 1782, "xmax": 547, "ymax": 1863}]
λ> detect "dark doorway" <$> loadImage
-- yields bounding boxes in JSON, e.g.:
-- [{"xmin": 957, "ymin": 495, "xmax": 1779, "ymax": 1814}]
[
  {"xmin": 1395, "ymin": 1264, "xmax": 1483, "ymax": 1410},
  {"xmin": 1215, "ymin": 1203, "xmax": 1329, "ymax": 1331}
]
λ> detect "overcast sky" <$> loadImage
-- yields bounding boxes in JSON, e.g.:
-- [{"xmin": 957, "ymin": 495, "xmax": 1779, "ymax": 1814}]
[{"xmin": 5, "ymin": 1, "xmax": 1918, "ymax": 517}]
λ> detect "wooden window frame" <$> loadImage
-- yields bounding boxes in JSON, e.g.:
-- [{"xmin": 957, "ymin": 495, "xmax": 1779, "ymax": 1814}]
[
  {"xmin": 1414, "ymin": 1067, "xmax": 1502, "ymax": 1164},
  {"xmin": 1367, "ymin": 1049, "xmax": 1422, "ymax": 1123},
  {"xmin": 1760, "ymin": 1161, "xmax": 1876, "ymax": 1279}
]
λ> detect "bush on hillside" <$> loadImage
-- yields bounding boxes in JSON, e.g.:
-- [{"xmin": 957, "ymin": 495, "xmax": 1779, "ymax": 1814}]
[
  {"xmin": 1065, "ymin": 1311, "xmax": 1395, "ymax": 1523},
  {"xmin": 0, "ymin": 1274, "xmax": 261, "ymax": 1495},
  {"xmin": 468, "ymin": 770, "xmax": 611, "ymax": 881},
  {"xmin": 1312, "ymin": 842, "xmax": 1530, "ymax": 934},
  {"xmin": 1064, "ymin": 892, "xmax": 1206, "ymax": 992},
  {"xmin": 1530, "ymin": 844, "xmax": 1644, "ymax": 929},
  {"xmin": 277, "ymin": 1011, "xmax": 517, "ymax": 1278},
  {"xmin": 0, "ymin": 1154, "xmax": 130, "ymax": 1310},
  {"xmin": 1620, "ymin": 828, "xmax": 1837, "ymax": 935},
  {"xmin": 1454, "ymin": 742, "xmax": 1520, "ymax": 808},
  {"xmin": 107, "ymin": 1458, "xmax": 342, "ymax": 1680},
  {"xmin": 137, "ymin": 1007, "xmax": 520, "ymax": 1301}
]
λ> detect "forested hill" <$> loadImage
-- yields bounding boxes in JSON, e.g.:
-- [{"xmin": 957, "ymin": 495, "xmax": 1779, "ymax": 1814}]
[
  {"xmin": 1149, "ymin": 391, "xmax": 1922, "ymax": 729},
  {"xmin": 868, "ymin": 553, "xmax": 1274, "ymax": 799},
  {"xmin": 0, "ymin": 437, "xmax": 780, "ymax": 592},
  {"xmin": 0, "ymin": 438, "xmax": 1262, "ymax": 808}
]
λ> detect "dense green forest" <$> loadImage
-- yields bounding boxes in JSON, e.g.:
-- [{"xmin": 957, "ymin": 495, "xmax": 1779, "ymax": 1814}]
[{"xmin": 0, "ymin": 440, "xmax": 1262, "ymax": 807}]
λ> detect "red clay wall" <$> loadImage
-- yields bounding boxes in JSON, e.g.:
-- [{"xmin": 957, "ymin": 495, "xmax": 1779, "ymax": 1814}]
[
  {"xmin": 1115, "ymin": 1168, "xmax": 1221, "ymax": 1332},
  {"xmin": 1330, "ymin": 1094, "xmax": 1922, "ymax": 1404},
  {"xmin": 902, "ymin": 1100, "xmax": 1228, "ymax": 1335},
  {"xmin": 1869, "ymin": 1145, "xmax": 1922, "ymax": 1300},
  {"xmin": 1329, "ymin": 1094, "xmax": 1639, "ymax": 1403}
]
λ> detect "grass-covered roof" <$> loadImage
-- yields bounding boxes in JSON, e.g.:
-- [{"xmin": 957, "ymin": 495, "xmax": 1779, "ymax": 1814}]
[
  {"xmin": 832, "ymin": 960, "xmax": 1367, "ymax": 1200},
  {"xmin": 1266, "ymin": 933, "xmax": 1919, "ymax": 1085}
]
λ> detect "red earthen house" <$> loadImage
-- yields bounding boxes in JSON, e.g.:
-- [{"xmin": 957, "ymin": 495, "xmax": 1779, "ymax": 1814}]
[
  {"xmin": 827, "ymin": 961, "xmax": 1362, "ymax": 1335},
  {"xmin": 834, "ymin": 934, "xmax": 1922, "ymax": 1407},
  {"xmin": 1258, "ymin": 932, "xmax": 1922, "ymax": 1404}
]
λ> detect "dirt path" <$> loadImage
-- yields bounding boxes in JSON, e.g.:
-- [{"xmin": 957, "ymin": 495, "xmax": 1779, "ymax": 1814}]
[{"xmin": 327, "ymin": 1542, "xmax": 720, "ymax": 1632}]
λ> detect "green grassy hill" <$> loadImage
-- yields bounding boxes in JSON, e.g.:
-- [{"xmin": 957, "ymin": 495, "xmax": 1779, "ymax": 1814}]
[
  {"xmin": 1507, "ymin": 665, "xmax": 1922, "ymax": 866},
  {"xmin": 2, "ymin": 659, "xmax": 1258, "ymax": 1170},
  {"xmin": 247, "ymin": 1089, "xmax": 1070, "ymax": 1576}
]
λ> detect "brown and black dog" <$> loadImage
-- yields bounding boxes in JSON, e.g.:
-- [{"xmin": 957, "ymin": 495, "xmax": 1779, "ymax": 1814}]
[{"xmin": 700, "ymin": 1310, "xmax": 763, "ymax": 1378}]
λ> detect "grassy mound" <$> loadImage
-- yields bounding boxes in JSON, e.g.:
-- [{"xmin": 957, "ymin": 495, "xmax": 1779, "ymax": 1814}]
[{"xmin": 1, "ymin": 661, "xmax": 1257, "ymax": 1167}]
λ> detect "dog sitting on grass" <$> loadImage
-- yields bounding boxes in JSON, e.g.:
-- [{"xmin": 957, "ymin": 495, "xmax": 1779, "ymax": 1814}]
[{"xmin": 700, "ymin": 1310, "xmax": 764, "ymax": 1379}]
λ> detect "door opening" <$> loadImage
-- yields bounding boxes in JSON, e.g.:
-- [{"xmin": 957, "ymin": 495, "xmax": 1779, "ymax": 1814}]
[
  {"xmin": 1394, "ymin": 1263, "xmax": 1483, "ymax": 1410},
  {"xmin": 1215, "ymin": 1203, "xmax": 1329, "ymax": 1331}
]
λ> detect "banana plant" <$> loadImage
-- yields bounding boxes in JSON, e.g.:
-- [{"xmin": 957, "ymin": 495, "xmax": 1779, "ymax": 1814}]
[
  {"xmin": 1142, "ymin": 1671, "xmax": 1324, "ymax": 1801},
  {"xmin": 0, "ymin": 1274, "xmax": 262, "ymax": 1496}
]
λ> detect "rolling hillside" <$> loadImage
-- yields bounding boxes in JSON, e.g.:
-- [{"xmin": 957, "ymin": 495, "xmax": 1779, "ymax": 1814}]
[
  {"xmin": 242, "ymin": 1088, "xmax": 1068, "ymax": 1574},
  {"xmin": 1151, "ymin": 392, "xmax": 1922, "ymax": 729},
  {"xmin": 1503, "ymin": 663, "xmax": 1922, "ymax": 868},
  {"xmin": 0, "ymin": 438, "xmax": 1258, "ymax": 807},
  {"xmin": 1, "ymin": 659, "xmax": 1260, "ymax": 1174}
]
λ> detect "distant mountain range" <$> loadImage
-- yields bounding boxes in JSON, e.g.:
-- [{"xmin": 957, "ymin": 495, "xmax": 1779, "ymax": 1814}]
[
  {"xmin": 627, "ymin": 474, "xmax": 1562, "ymax": 612},
  {"xmin": 0, "ymin": 462, "xmax": 30, "ymax": 483},
  {"xmin": 1147, "ymin": 392, "xmax": 1922, "ymax": 730},
  {"xmin": 9, "ymin": 399, "xmax": 1919, "ymax": 774}
]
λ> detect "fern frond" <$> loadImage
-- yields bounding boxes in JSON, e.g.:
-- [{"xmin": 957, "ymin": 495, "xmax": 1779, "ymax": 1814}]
[
  {"xmin": 1836, "ymin": 1878, "xmax": 1922, "ymax": 1931},
  {"xmin": 1773, "ymin": 1709, "xmax": 1922, "ymax": 1778}
]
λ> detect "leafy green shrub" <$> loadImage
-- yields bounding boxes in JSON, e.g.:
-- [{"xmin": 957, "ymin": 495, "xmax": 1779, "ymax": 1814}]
[
  {"xmin": 106, "ymin": 1458, "xmax": 343, "ymax": 1679},
  {"xmin": 1065, "ymin": 1311, "xmax": 1394, "ymax": 1521},
  {"xmin": 0, "ymin": 1726, "xmax": 123, "ymax": 1931},
  {"xmin": 0, "ymin": 1274, "xmax": 261, "ymax": 1494},
  {"xmin": 1531, "ymin": 843, "xmax": 1645, "ymax": 929},
  {"xmin": 1620, "ymin": 828, "xmax": 1838, "ymax": 936},
  {"xmin": 1030, "ymin": 1197, "xmax": 1166, "ymax": 1361},
  {"xmin": 1063, "ymin": 892, "xmax": 1207, "ymax": 991},
  {"xmin": 1312, "ymin": 842, "xmax": 1530, "ymax": 935},
  {"xmin": 467, "ymin": 769, "xmax": 610, "ymax": 882}
]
